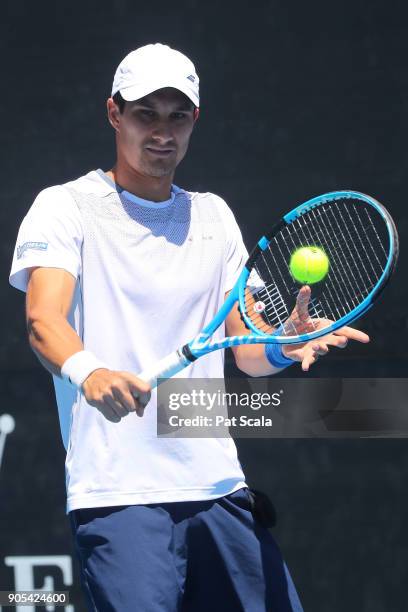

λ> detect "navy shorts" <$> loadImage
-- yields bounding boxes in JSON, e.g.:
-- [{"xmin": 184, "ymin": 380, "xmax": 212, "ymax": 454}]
[{"xmin": 69, "ymin": 488, "xmax": 303, "ymax": 611}]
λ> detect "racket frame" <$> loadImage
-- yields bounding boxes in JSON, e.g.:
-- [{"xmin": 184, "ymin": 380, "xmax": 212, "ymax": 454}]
[
  {"xmin": 191, "ymin": 190, "xmax": 398, "ymax": 354},
  {"xmin": 137, "ymin": 190, "xmax": 398, "ymax": 386}
]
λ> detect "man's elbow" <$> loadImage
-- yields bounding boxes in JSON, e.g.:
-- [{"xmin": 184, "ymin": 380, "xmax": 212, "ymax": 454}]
[
  {"xmin": 26, "ymin": 311, "xmax": 44, "ymax": 350},
  {"xmin": 26, "ymin": 308, "xmax": 57, "ymax": 350}
]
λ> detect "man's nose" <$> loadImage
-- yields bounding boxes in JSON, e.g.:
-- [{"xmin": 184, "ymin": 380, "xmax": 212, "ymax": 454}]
[{"xmin": 151, "ymin": 121, "xmax": 174, "ymax": 144}]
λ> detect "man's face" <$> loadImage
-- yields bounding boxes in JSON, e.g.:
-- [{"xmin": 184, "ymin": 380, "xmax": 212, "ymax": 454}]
[{"xmin": 109, "ymin": 87, "xmax": 196, "ymax": 178}]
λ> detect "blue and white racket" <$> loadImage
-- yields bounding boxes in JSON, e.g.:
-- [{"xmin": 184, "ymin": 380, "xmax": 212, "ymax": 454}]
[{"xmin": 138, "ymin": 190, "xmax": 398, "ymax": 388}]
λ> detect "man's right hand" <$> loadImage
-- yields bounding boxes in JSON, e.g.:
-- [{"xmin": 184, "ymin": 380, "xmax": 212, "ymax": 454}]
[{"xmin": 82, "ymin": 369, "xmax": 151, "ymax": 422}]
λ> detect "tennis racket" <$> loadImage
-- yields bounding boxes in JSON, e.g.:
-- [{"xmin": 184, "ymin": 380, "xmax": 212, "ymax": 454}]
[{"xmin": 138, "ymin": 190, "xmax": 398, "ymax": 388}]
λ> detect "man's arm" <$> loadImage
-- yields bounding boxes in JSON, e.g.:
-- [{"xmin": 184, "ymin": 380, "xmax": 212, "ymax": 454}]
[
  {"xmin": 26, "ymin": 267, "xmax": 150, "ymax": 421},
  {"xmin": 26, "ymin": 267, "xmax": 84, "ymax": 374},
  {"xmin": 225, "ymin": 287, "xmax": 370, "ymax": 376},
  {"xmin": 225, "ymin": 297, "xmax": 285, "ymax": 376}
]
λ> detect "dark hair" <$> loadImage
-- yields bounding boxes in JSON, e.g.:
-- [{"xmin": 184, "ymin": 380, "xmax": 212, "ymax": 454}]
[{"xmin": 112, "ymin": 91, "xmax": 126, "ymax": 114}]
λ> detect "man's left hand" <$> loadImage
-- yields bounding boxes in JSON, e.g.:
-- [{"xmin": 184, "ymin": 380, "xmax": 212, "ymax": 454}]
[{"xmin": 282, "ymin": 285, "xmax": 370, "ymax": 371}]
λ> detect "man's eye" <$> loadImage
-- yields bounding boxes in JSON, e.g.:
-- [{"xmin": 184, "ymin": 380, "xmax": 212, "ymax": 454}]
[
  {"xmin": 172, "ymin": 112, "xmax": 187, "ymax": 120},
  {"xmin": 141, "ymin": 110, "xmax": 155, "ymax": 117}
]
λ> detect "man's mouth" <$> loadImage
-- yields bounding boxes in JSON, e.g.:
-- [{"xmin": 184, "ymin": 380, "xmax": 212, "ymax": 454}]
[{"xmin": 145, "ymin": 147, "xmax": 175, "ymax": 157}]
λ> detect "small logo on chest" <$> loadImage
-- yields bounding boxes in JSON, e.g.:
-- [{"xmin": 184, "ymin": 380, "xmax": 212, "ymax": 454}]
[{"xmin": 188, "ymin": 235, "xmax": 213, "ymax": 242}]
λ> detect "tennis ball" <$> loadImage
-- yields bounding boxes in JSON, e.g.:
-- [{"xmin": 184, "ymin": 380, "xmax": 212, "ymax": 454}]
[{"xmin": 289, "ymin": 246, "xmax": 329, "ymax": 284}]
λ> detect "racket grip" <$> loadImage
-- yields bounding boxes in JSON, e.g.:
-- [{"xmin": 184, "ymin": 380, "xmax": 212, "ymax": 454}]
[{"xmin": 137, "ymin": 349, "xmax": 192, "ymax": 389}]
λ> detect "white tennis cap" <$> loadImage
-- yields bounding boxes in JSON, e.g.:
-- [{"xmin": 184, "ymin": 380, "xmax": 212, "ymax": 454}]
[{"xmin": 111, "ymin": 43, "xmax": 200, "ymax": 107}]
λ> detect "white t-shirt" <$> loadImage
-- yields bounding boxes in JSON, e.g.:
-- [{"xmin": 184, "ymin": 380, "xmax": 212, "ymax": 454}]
[{"xmin": 10, "ymin": 169, "xmax": 248, "ymax": 512}]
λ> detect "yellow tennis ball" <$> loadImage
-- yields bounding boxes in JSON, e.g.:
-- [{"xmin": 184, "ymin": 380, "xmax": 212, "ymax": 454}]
[{"xmin": 289, "ymin": 246, "xmax": 329, "ymax": 284}]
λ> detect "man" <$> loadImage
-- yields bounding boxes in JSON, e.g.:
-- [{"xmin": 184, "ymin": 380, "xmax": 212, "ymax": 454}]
[{"xmin": 10, "ymin": 44, "xmax": 369, "ymax": 611}]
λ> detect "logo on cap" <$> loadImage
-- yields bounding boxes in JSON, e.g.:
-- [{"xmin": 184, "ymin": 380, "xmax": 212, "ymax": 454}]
[{"xmin": 187, "ymin": 75, "xmax": 196, "ymax": 82}]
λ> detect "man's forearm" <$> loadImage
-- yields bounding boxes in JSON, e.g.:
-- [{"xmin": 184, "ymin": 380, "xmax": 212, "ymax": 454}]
[
  {"xmin": 232, "ymin": 344, "xmax": 286, "ymax": 377},
  {"xmin": 27, "ymin": 311, "xmax": 84, "ymax": 377}
]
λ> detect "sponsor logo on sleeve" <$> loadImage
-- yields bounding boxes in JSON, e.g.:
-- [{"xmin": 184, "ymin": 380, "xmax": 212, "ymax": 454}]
[{"xmin": 17, "ymin": 241, "xmax": 48, "ymax": 259}]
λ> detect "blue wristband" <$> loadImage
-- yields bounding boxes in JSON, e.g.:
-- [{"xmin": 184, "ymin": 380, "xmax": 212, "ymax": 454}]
[{"xmin": 264, "ymin": 342, "xmax": 295, "ymax": 369}]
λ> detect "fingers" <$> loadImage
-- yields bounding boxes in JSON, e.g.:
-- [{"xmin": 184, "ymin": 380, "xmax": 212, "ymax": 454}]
[
  {"xmin": 301, "ymin": 339, "xmax": 334, "ymax": 371},
  {"xmin": 82, "ymin": 370, "xmax": 152, "ymax": 422},
  {"xmin": 135, "ymin": 391, "xmax": 152, "ymax": 417},
  {"xmin": 284, "ymin": 286, "xmax": 316, "ymax": 336},
  {"xmin": 313, "ymin": 335, "xmax": 348, "ymax": 351},
  {"xmin": 110, "ymin": 375, "xmax": 151, "ymax": 418},
  {"xmin": 329, "ymin": 335, "xmax": 348, "ymax": 349},
  {"xmin": 126, "ymin": 375, "xmax": 151, "ymax": 397},
  {"xmin": 285, "ymin": 316, "xmax": 370, "ymax": 371},
  {"xmin": 125, "ymin": 375, "xmax": 152, "ymax": 417},
  {"xmin": 130, "ymin": 391, "xmax": 148, "ymax": 418},
  {"xmin": 112, "ymin": 383, "xmax": 148, "ymax": 414},
  {"xmin": 301, "ymin": 327, "xmax": 369, "ymax": 370},
  {"xmin": 302, "ymin": 340, "xmax": 332, "ymax": 370},
  {"xmin": 335, "ymin": 327, "xmax": 370, "ymax": 343},
  {"xmin": 106, "ymin": 394, "xmax": 130, "ymax": 419},
  {"xmin": 112, "ymin": 386, "xmax": 136, "ymax": 413},
  {"xmin": 301, "ymin": 345, "xmax": 319, "ymax": 372},
  {"xmin": 96, "ymin": 404, "xmax": 122, "ymax": 423},
  {"xmin": 301, "ymin": 341, "xmax": 328, "ymax": 371},
  {"xmin": 312, "ymin": 343, "xmax": 330, "ymax": 355},
  {"xmin": 295, "ymin": 285, "xmax": 311, "ymax": 322}
]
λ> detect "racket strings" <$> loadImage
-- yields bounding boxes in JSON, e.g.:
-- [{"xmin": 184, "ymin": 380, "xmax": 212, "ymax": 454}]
[
  {"xmin": 313, "ymin": 202, "xmax": 386, "ymax": 303},
  {"xmin": 326, "ymin": 205, "xmax": 382, "ymax": 291},
  {"xmin": 295, "ymin": 213, "xmax": 346, "ymax": 319},
  {"xmin": 244, "ymin": 198, "xmax": 390, "ymax": 337},
  {"xmin": 288, "ymin": 202, "xmax": 386, "ymax": 299},
  {"xmin": 283, "ymin": 213, "xmax": 347, "ymax": 319},
  {"xmin": 300, "ymin": 206, "xmax": 371, "ymax": 314}
]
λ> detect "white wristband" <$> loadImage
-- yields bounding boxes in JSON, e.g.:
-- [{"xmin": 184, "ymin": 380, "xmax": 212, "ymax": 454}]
[{"xmin": 61, "ymin": 350, "xmax": 109, "ymax": 388}]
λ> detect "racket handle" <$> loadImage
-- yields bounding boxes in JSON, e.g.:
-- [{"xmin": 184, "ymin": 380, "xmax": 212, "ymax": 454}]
[{"xmin": 137, "ymin": 349, "xmax": 192, "ymax": 389}]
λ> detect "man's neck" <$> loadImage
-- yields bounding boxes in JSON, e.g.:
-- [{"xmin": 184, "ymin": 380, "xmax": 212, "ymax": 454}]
[{"xmin": 107, "ymin": 165, "xmax": 173, "ymax": 202}]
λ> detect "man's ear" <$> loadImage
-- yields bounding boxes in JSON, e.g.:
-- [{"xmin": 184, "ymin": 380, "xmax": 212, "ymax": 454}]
[
  {"xmin": 194, "ymin": 107, "xmax": 200, "ymax": 122},
  {"xmin": 107, "ymin": 98, "xmax": 121, "ymax": 131}
]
